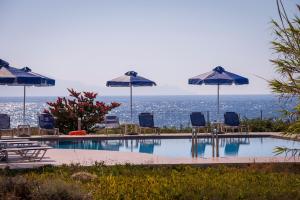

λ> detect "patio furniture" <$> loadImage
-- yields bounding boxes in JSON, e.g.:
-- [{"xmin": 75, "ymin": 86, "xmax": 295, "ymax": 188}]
[
  {"xmin": 16, "ymin": 124, "xmax": 31, "ymax": 137},
  {"xmin": 223, "ymin": 112, "xmax": 249, "ymax": 133},
  {"xmin": 0, "ymin": 146, "xmax": 52, "ymax": 161},
  {"xmin": 38, "ymin": 113, "xmax": 59, "ymax": 135},
  {"xmin": 0, "ymin": 114, "xmax": 14, "ymax": 138},
  {"xmin": 0, "ymin": 139, "xmax": 29, "ymax": 142},
  {"xmin": 0, "ymin": 141, "xmax": 39, "ymax": 148},
  {"xmin": 210, "ymin": 121, "xmax": 224, "ymax": 134},
  {"xmin": 138, "ymin": 113, "xmax": 160, "ymax": 135},
  {"xmin": 104, "ymin": 115, "xmax": 123, "ymax": 135},
  {"xmin": 190, "ymin": 112, "xmax": 210, "ymax": 134},
  {"xmin": 0, "ymin": 139, "xmax": 51, "ymax": 161},
  {"xmin": 124, "ymin": 123, "xmax": 138, "ymax": 135}
]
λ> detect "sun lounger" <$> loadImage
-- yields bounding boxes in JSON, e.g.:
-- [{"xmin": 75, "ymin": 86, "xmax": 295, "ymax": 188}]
[
  {"xmin": 223, "ymin": 112, "xmax": 249, "ymax": 133},
  {"xmin": 138, "ymin": 113, "xmax": 160, "ymax": 135},
  {"xmin": 0, "ymin": 114, "xmax": 14, "ymax": 138},
  {"xmin": 0, "ymin": 141, "xmax": 40, "ymax": 148},
  {"xmin": 190, "ymin": 112, "xmax": 210, "ymax": 134},
  {"xmin": 1, "ymin": 146, "xmax": 52, "ymax": 161},
  {"xmin": 16, "ymin": 125, "xmax": 31, "ymax": 137},
  {"xmin": 0, "ymin": 139, "xmax": 29, "ymax": 142},
  {"xmin": 38, "ymin": 113, "xmax": 59, "ymax": 135},
  {"xmin": 104, "ymin": 115, "xmax": 123, "ymax": 135},
  {"xmin": 0, "ymin": 139, "xmax": 51, "ymax": 161}
]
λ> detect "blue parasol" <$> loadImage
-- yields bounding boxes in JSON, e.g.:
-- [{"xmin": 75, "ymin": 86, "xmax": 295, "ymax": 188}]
[
  {"xmin": 0, "ymin": 59, "xmax": 55, "ymax": 123},
  {"xmin": 106, "ymin": 71, "xmax": 156, "ymax": 122},
  {"xmin": 188, "ymin": 66, "xmax": 249, "ymax": 119}
]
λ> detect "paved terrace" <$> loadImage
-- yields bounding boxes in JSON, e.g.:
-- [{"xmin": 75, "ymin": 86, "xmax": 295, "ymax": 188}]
[{"xmin": 0, "ymin": 132, "xmax": 299, "ymax": 169}]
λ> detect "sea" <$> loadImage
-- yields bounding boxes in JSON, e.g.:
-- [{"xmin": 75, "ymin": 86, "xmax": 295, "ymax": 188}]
[{"xmin": 0, "ymin": 95, "xmax": 296, "ymax": 128}]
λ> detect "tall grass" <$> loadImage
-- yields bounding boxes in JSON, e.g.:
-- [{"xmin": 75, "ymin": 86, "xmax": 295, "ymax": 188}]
[{"xmin": 0, "ymin": 163, "xmax": 299, "ymax": 200}]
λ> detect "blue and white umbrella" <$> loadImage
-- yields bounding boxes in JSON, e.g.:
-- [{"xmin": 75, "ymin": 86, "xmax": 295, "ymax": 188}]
[
  {"xmin": 0, "ymin": 59, "xmax": 55, "ymax": 123},
  {"xmin": 188, "ymin": 66, "xmax": 249, "ymax": 118},
  {"xmin": 106, "ymin": 71, "xmax": 156, "ymax": 122}
]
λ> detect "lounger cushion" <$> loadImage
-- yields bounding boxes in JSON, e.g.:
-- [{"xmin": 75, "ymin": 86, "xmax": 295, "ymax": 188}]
[
  {"xmin": 139, "ymin": 113, "xmax": 155, "ymax": 128},
  {"xmin": 38, "ymin": 113, "xmax": 55, "ymax": 129},
  {"xmin": 224, "ymin": 112, "xmax": 240, "ymax": 126},
  {"xmin": 0, "ymin": 114, "xmax": 10, "ymax": 129},
  {"xmin": 105, "ymin": 115, "xmax": 120, "ymax": 128},
  {"xmin": 190, "ymin": 112, "xmax": 206, "ymax": 127}
]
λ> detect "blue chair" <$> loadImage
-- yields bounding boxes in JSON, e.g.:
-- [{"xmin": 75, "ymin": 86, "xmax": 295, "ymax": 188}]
[
  {"xmin": 104, "ymin": 115, "xmax": 123, "ymax": 135},
  {"xmin": 0, "ymin": 114, "xmax": 14, "ymax": 138},
  {"xmin": 223, "ymin": 112, "xmax": 248, "ymax": 133},
  {"xmin": 38, "ymin": 113, "xmax": 59, "ymax": 135},
  {"xmin": 138, "ymin": 113, "xmax": 160, "ymax": 135},
  {"xmin": 190, "ymin": 112, "xmax": 209, "ymax": 134}
]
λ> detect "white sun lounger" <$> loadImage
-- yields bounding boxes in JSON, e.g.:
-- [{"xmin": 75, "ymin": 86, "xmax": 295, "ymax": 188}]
[
  {"xmin": 0, "ymin": 146, "xmax": 52, "ymax": 161},
  {"xmin": 0, "ymin": 141, "xmax": 40, "ymax": 149},
  {"xmin": 0, "ymin": 139, "xmax": 29, "ymax": 142}
]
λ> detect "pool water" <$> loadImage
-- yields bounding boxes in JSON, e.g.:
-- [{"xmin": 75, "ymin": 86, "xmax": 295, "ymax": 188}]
[{"xmin": 46, "ymin": 137, "xmax": 300, "ymax": 158}]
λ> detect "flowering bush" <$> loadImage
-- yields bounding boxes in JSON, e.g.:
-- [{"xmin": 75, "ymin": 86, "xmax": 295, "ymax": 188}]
[{"xmin": 45, "ymin": 89, "xmax": 120, "ymax": 134}]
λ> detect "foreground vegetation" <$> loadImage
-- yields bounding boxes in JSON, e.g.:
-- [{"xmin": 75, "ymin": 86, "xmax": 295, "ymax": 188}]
[
  {"xmin": 241, "ymin": 118, "xmax": 289, "ymax": 132},
  {"xmin": 1, "ymin": 163, "xmax": 299, "ymax": 200},
  {"xmin": 268, "ymin": 0, "xmax": 300, "ymax": 156}
]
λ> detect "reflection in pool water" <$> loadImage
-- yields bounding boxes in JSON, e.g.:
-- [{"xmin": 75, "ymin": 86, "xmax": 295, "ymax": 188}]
[
  {"xmin": 223, "ymin": 138, "xmax": 250, "ymax": 156},
  {"xmin": 45, "ymin": 137, "xmax": 300, "ymax": 158}
]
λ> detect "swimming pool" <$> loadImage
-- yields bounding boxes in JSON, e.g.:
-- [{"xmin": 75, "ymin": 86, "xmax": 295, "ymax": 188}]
[{"xmin": 45, "ymin": 137, "xmax": 300, "ymax": 158}]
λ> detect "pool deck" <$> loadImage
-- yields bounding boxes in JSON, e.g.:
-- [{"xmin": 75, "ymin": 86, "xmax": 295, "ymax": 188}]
[
  {"xmin": 0, "ymin": 132, "xmax": 299, "ymax": 169},
  {"xmin": 1, "ymin": 149, "xmax": 299, "ymax": 169}
]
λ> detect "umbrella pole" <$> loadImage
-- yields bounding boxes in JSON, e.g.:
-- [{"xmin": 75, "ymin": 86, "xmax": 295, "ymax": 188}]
[
  {"xmin": 217, "ymin": 83, "xmax": 220, "ymax": 121},
  {"xmin": 130, "ymin": 84, "xmax": 133, "ymax": 123},
  {"xmin": 23, "ymin": 85, "xmax": 26, "ymax": 124}
]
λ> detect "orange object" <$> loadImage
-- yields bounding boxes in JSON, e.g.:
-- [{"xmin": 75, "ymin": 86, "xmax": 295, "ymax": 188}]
[{"xmin": 68, "ymin": 130, "xmax": 87, "ymax": 135}]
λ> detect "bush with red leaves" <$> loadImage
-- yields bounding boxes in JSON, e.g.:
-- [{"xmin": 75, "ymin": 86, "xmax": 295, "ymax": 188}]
[{"xmin": 44, "ymin": 89, "xmax": 120, "ymax": 134}]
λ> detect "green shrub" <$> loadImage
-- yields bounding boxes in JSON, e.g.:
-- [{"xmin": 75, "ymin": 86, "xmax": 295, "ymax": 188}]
[
  {"xmin": 160, "ymin": 126, "xmax": 193, "ymax": 133},
  {"xmin": 241, "ymin": 118, "xmax": 289, "ymax": 132},
  {"xmin": 287, "ymin": 119, "xmax": 300, "ymax": 134}
]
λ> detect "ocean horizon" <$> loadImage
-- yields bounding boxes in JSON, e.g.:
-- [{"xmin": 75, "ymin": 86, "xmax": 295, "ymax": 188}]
[{"xmin": 0, "ymin": 95, "xmax": 296, "ymax": 128}]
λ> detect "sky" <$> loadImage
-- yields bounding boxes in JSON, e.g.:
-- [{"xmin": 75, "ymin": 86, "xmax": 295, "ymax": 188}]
[{"xmin": 0, "ymin": 0, "xmax": 299, "ymax": 96}]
